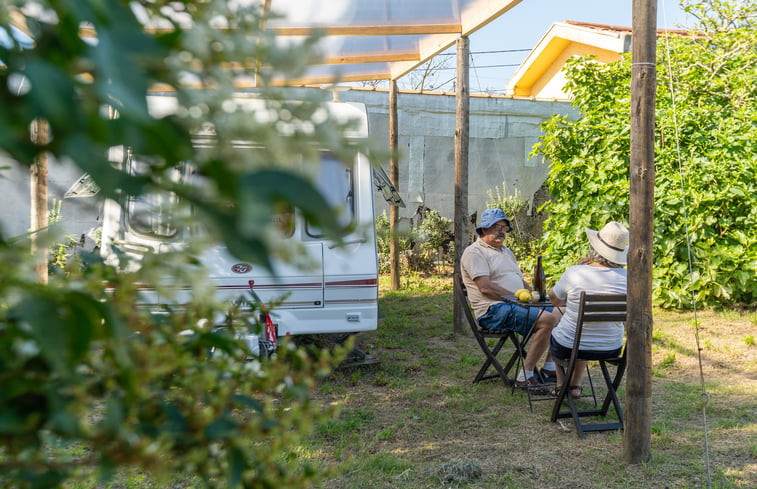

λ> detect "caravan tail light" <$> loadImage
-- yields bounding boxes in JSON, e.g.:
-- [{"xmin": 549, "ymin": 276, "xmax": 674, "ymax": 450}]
[{"xmin": 263, "ymin": 313, "xmax": 277, "ymax": 348}]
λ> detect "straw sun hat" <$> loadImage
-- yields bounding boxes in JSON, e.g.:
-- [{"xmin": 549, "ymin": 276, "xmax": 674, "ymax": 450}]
[{"xmin": 585, "ymin": 222, "xmax": 629, "ymax": 265}]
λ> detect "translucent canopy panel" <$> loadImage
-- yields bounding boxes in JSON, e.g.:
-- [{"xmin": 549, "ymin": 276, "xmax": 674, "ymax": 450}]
[
  {"xmin": 262, "ymin": 0, "xmax": 523, "ymax": 83},
  {"xmin": 8, "ymin": 0, "xmax": 522, "ymax": 84}
]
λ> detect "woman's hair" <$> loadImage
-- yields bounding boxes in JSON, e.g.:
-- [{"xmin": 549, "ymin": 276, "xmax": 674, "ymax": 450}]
[{"xmin": 588, "ymin": 247, "xmax": 624, "ymax": 269}]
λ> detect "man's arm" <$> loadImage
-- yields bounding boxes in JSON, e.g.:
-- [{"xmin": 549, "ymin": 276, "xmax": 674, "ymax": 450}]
[{"xmin": 473, "ymin": 275, "xmax": 516, "ymax": 300}]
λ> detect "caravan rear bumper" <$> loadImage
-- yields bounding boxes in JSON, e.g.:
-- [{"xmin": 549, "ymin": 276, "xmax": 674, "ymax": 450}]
[{"xmin": 270, "ymin": 300, "xmax": 378, "ymax": 336}]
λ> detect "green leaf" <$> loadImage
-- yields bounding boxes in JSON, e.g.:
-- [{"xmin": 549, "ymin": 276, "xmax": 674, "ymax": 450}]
[
  {"xmin": 238, "ymin": 168, "xmax": 345, "ymax": 240},
  {"xmin": 228, "ymin": 444, "xmax": 247, "ymax": 489},
  {"xmin": 205, "ymin": 416, "xmax": 238, "ymax": 440},
  {"xmin": 230, "ymin": 394, "xmax": 264, "ymax": 413},
  {"xmin": 11, "ymin": 294, "xmax": 68, "ymax": 373},
  {"xmin": 103, "ymin": 394, "xmax": 125, "ymax": 436}
]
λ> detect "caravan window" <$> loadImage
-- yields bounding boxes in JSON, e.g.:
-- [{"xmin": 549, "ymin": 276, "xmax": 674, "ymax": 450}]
[
  {"xmin": 123, "ymin": 148, "xmax": 345, "ymax": 239},
  {"xmin": 305, "ymin": 153, "xmax": 354, "ymax": 238},
  {"xmin": 271, "ymin": 206, "xmax": 295, "ymax": 237},
  {"xmin": 125, "ymin": 154, "xmax": 184, "ymax": 238}
]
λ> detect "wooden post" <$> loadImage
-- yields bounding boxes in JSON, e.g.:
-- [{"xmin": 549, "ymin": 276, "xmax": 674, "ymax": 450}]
[
  {"xmin": 453, "ymin": 36, "xmax": 470, "ymax": 335},
  {"xmin": 624, "ymin": 0, "xmax": 656, "ymax": 464},
  {"xmin": 255, "ymin": 0, "xmax": 273, "ymax": 88},
  {"xmin": 389, "ymin": 79, "xmax": 400, "ymax": 291},
  {"xmin": 30, "ymin": 118, "xmax": 49, "ymax": 284}
]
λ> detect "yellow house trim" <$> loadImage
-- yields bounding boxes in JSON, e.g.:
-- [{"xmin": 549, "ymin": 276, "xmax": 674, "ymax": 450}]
[
  {"xmin": 511, "ymin": 36, "xmax": 571, "ymax": 96},
  {"xmin": 506, "ymin": 21, "xmax": 630, "ymax": 100}
]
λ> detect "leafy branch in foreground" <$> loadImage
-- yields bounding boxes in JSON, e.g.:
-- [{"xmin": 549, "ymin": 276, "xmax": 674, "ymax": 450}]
[
  {"xmin": 0, "ymin": 242, "xmax": 343, "ymax": 487},
  {"xmin": 1, "ymin": 1, "xmax": 371, "ymax": 487}
]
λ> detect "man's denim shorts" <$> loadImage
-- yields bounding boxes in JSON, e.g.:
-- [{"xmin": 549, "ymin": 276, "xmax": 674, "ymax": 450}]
[{"xmin": 477, "ymin": 302, "xmax": 551, "ymax": 336}]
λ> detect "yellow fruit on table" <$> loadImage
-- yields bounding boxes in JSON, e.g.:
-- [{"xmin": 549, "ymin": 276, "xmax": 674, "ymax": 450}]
[
  {"xmin": 531, "ymin": 291, "xmax": 541, "ymax": 301},
  {"xmin": 516, "ymin": 290, "xmax": 532, "ymax": 302}
]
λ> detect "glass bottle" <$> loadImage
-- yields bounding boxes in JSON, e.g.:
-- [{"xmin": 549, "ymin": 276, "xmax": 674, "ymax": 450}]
[{"xmin": 533, "ymin": 255, "xmax": 546, "ymax": 301}]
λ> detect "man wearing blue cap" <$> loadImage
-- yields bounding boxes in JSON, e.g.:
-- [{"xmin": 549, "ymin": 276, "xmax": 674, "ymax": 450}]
[{"xmin": 461, "ymin": 208, "xmax": 560, "ymax": 395}]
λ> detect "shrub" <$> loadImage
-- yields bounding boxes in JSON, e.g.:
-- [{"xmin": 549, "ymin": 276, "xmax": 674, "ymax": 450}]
[
  {"xmin": 535, "ymin": 1, "xmax": 756, "ymax": 308},
  {"xmin": 376, "ymin": 208, "xmax": 454, "ymax": 274},
  {"xmin": 375, "ymin": 211, "xmax": 412, "ymax": 273}
]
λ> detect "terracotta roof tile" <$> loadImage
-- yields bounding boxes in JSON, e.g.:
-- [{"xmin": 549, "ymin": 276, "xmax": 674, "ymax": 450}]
[{"xmin": 564, "ymin": 20, "xmax": 693, "ymax": 37}]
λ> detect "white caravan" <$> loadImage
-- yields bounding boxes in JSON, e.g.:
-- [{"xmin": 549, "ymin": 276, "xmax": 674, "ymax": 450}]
[{"xmin": 100, "ymin": 94, "xmax": 402, "ymax": 355}]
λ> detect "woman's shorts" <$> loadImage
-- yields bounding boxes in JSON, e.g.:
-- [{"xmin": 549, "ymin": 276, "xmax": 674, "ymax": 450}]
[
  {"xmin": 549, "ymin": 336, "xmax": 622, "ymax": 361},
  {"xmin": 477, "ymin": 302, "xmax": 552, "ymax": 336}
]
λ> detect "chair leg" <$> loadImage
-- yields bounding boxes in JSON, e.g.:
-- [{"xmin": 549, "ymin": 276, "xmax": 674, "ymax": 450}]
[
  {"xmin": 565, "ymin": 387, "xmax": 586, "ymax": 439},
  {"xmin": 551, "ymin": 367, "xmax": 586, "ymax": 437},
  {"xmin": 552, "ymin": 359, "xmax": 624, "ymax": 438},
  {"xmin": 473, "ymin": 337, "xmax": 510, "ymax": 386},
  {"xmin": 598, "ymin": 361, "xmax": 624, "ymax": 425},
  {"xmin": 601, "ymin": 359, "xmax": 627, "ymax": 415}
]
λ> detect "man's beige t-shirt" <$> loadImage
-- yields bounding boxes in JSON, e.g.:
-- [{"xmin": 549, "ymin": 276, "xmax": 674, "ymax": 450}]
[{"xmin": 461, "ymin": 238, "xmax": 525, "ymax": 319}]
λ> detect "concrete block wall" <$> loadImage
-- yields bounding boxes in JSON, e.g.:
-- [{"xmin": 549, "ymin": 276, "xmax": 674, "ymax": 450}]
[
  {"xmin": 337, "ymin": 88, "xmax": 576, "ymax": 222},
  {"xmin": 0, "ymin": 154, "xmax": 101, "ymax": 244}
]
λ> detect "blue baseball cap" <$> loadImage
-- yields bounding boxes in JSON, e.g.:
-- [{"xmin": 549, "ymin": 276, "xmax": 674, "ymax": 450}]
[{"xmin": 475, "ymin": 208, "xmax": 513, "ymax": 236}]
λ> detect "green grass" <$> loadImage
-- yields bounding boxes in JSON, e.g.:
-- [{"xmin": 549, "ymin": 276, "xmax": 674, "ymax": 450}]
[
  {"xmin": 62, "ymin": 274, "xmax": 756, "ymax": 489},
  {"xmin": 301, "ymin": 274, "xmax": 757, "ymax": 489}
]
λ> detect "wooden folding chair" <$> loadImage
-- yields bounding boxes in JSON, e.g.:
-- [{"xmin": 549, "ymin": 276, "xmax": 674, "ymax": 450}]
[
  {"xmin": 550, "ymin": 292, "xmax": 627, "ymax": 438},
  {"xmin": 455, "ymin": 274, "xmax": 526, "ymax": 388}
]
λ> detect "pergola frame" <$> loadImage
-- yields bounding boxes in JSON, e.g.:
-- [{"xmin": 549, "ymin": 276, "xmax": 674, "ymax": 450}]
[{"xmin": 9, "ymin": 0, "xmax": 654, "ymax": 463}]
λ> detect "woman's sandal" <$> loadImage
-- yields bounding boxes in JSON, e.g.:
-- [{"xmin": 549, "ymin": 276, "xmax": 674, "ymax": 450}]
[{"xmin": 550, "ymin": 385, "xmax": 583, "ymax": 397}]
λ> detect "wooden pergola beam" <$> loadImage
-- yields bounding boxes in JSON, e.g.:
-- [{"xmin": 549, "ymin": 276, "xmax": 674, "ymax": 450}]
[
  {"xmin": 389, "ymin": 0, "xmax": 523, "ymax": 80},
  {"xmin": 151, "ymin": 52, "xmax": 416, "ymax": 71},
  {"xmin": 76, "ymin": 24, "xmax": 461, "ymax": 39},
  {"xmin": 273, "ymin": 24, "xmax": 461, "ymax": 36},
  {"xmin": 323, "ymin": 52, "xmax": 419, "ymax": 65},
  {"xmin": 285, "ymin": 72, "xmax": 391, "ymax": 85},
  {"xmin": 146, "ymin": 70, "xmax": 392, "ymax": 92}
]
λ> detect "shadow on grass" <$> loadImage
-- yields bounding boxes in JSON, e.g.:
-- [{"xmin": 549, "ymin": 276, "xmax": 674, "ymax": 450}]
[{"xmin": 307, "ymin": 276, "xmax": 756, "ymax": 489}]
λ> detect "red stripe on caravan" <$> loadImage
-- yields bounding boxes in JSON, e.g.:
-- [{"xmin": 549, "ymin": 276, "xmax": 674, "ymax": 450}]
[
  {"xmin": 325, "ymin": 278, "xmax": 378, "ymax": 286},
  {"xmin": 129, "ymin": 283, "xmax": 324, "ymax": 291},
  {"xmin": 249, "ymin": 283, "xmax": 323, "ymax": 288}
]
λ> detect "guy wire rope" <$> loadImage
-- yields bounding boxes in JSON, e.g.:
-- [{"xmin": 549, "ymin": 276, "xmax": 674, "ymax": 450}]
[{"xmin": 660, "ymin": 5, "xmax": 712, "ymax": 488}]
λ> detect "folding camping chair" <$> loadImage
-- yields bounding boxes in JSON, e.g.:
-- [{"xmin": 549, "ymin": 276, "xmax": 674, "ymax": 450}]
[
  {"xmin": 550, "ymin": 292, "xmax": 627, "ymax": 438},
  {"xmin": 455, "ymin": 274, "xmax": 527, "ymax": 388}
]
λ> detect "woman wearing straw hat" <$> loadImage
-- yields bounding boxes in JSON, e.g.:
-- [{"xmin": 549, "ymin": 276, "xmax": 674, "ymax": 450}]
[{"xmin": 547, "ymin": 221, "xmax": 629, "ymax": 398}]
